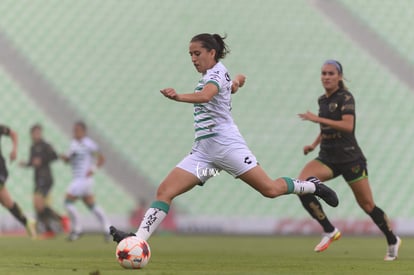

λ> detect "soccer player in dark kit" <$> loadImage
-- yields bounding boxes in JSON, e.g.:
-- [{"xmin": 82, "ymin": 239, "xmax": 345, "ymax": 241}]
[
  {"xmin": 297, "ymin": 60, "xmax": 401, "ymax": 261},
  {"xmin": 0, "ymin": 124, "xmax": 36, "ymax": 238},
  {"xmin": 20, "ymin": 124, "xmax": 68, "ymax": 237}
]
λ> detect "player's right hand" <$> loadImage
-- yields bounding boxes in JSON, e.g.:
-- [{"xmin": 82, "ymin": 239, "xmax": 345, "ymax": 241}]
[
  {"xmin": 303, "ymin": 145, "xmax": 314, "ymax": 155},
  {"xmin": 160, "ymin": 88, "xmax": 178, "ymax": 100}
]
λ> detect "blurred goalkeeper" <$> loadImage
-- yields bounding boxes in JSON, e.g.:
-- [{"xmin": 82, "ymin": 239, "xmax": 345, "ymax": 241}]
[{"xmin": 20, "ymin": 124, "xmax": 69, "ymax": 237}]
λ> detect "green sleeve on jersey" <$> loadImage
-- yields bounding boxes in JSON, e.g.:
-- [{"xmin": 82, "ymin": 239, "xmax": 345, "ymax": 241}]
[{"xmin": 205, "ymin": 80, "xmax": 220, "ymax": 92}]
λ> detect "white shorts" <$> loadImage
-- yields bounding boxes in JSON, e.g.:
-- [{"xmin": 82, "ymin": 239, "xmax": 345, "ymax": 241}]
[
  {"xmin": 67, "ymin": 177, "xmax": 94, "ymax": 197},
  {"xmin": 177, "ymin": 138, "xmax": 258, "ymax": 184}
]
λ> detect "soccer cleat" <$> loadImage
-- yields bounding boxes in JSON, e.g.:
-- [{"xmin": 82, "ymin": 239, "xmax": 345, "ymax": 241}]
[
  {"xmin": 67, "ymin": 231, "xmax": 82, "ymax": 242},
  {"xmin": 109, "ymin": 226, "xmax": 136, "ymax": 243},
  {"xmin": 308, "ymin": 177, "xmax": 339, "ymax": 207},
  {"xmin": 26, "ymin": 219, "xmax": 38, "ymax": 239},
  {"xmin": 314, "ymin": 228, "xmax": 342, "ymax": 252},
  {"xmin": 384, "ymin": 236, "xmax": 401, "ymax": 261}
]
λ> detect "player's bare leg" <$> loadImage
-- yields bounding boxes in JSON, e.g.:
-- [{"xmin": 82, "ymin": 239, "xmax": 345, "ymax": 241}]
[
  {"xmin": 238, "ymin": 165, "xmax": 338, "ymax": 206},
  {"xmin": 0, "ymin": 186, "xmax": 36, "ymax": 238},
  {"xmin": 297, "ymin": 160, "xmax": 341, "ymax": 252},
  {"xmin": 350, "ymin": 178, "xmax": 400, "ymax": 261}
]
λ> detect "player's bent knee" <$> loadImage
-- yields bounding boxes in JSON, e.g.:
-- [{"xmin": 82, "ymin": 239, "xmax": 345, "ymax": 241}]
[
  {"xmin": 359, "ymin": 201, "xmax": 375, "ymax": 213},
  {"xmin": 155, "ymin": 187, "xmax": 174, "ymax": 203}
]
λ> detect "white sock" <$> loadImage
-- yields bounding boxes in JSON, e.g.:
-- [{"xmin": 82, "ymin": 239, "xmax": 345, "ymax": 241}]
[
  {"xmin": 283, "ymin": 177, "xmax": 317, "ymax": 195},
  {"xmin": 91, "ymin": 205, "xmax": 110, "ymax": 233},
  {"xmin": 135, "ymin": 201, "xmax": 169, "ymax": 241},
  {"xmin": 65, "ymin": 201, "xmax": 82, "ymax": 233},
  {"xmin": 293, "ymin": 179, "xmax": 316, "ymax": 194}
]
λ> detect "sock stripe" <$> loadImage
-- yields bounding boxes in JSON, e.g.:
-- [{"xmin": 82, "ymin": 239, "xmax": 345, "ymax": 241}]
[
  {"xmin": 282, "ymin": 177, "xmax": 295, "ymax": 194},
  {"xmin": 150, "ymin": 201, "xmax": 170, "ymax": 213}
]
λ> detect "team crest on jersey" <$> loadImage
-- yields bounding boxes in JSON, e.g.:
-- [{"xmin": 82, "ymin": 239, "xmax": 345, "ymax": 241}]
[
  {"xmin": 329, "ymin": 102, "xmax": 338, "ymax": 112},
  {"xmin": 351, "ymin": 165, "xmax": 361, "ymax": 174}
]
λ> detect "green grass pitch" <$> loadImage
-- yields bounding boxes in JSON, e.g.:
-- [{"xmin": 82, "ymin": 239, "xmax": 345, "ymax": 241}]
[{"xmin": 0, "ymin": 235, "xmax": 412, "ymax": 275}]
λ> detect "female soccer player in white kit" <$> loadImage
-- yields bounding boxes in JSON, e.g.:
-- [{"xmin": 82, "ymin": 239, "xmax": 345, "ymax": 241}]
[
  {"xmin": 110, "ymin": 33, "xmax": 338, "ymax": 245},
  {"xmin": 62, "ymin": 121, "xmax": 110, "ymax": 241}
]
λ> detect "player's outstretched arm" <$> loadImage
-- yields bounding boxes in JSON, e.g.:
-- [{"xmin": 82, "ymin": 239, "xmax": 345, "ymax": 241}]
[
  {"xmin": 160, "ymin": 83, "xmax": 218, "ymax": 103},
  {"xmin": 298, "ymin": 111, "xmax": 354, "ymax": 133}
]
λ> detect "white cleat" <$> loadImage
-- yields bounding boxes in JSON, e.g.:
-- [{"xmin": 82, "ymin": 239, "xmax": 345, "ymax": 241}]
[
  {"xmin": 384, "ymin": 236, "xmax": 401, "ymax": 261},
  {"xmin": 314, "ymin": 228, "xmax": 341, "ymax": 252}
]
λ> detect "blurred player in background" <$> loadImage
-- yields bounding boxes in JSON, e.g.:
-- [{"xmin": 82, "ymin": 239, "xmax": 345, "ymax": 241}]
[
  {"xmin": 297, "ymin": 60, "xmax": 401, "ymax": 261},
  {"xmin": 0, "ymin": 124, "xmax": 36, "ymax": 238},
  {"xmin": 19, "ymin": 124, "xmax": 69, "ymax": 238},
  {"xmin": 110, "ymin": 33, "xmax": 338, "ymax": 245},
  {"xmin": 61, "ymin": 121, "xmax": 110, "ymax": 241}
]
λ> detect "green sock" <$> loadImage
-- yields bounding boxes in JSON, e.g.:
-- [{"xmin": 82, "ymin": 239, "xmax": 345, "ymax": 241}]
[{"xmin": 282, "ymin": 177, "xmax": 295, "ymax": 194}]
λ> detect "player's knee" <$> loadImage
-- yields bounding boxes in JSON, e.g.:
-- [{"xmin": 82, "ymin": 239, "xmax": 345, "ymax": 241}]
[
  {"xmin": 359, "ymin": 200, "xmax": 375, "ymax": 213},
  {"xmin": 156, "ymin": 186, "xmax": 174, "ymax": 203}
]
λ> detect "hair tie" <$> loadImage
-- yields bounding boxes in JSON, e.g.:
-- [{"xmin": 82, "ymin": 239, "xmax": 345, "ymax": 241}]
[{"xmin": 323, "ymin": 59, "xmax": 343, "ymax": 74}]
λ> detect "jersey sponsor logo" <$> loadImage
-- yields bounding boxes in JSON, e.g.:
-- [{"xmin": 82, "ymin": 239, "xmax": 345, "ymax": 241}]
[
  {"xmin": 329, "ymin": 102, "xmax": 338, "ymax": 112},
  {"xmin": 321, "ymin": 132, "xmax": 342, "ymax": 140},
  {"xmin": 196, "ymin": 162, "xmax": 220, "ymax": 178}
]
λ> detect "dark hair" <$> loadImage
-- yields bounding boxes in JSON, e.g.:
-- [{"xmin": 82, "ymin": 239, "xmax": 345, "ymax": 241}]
[
  {"xmin": 75, "ymin": 121, "xmax": 87, "ymax": 131},
  {"xmin": 30, "ymin": 123, "xmax": 42, "ymax": 133},
  {"xmin": 323, "ymin": 59, "xmax": 348, "ymax": 90},
  {"xmin": 190, "ymin": 33, "xmax": 230, "ymax": 61}
]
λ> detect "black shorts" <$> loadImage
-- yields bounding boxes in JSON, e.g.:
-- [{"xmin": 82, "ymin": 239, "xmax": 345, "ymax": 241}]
[
  {"xmin": 0, "ymin": 158, "xmax": 8, "ymax": 187},
  {"xmin": 316, "ymin": 157, "xmax": 368, "ymax": 184},
  {"xmin": 34, "ymin": 178, "xmax": 53, "ymax": 197}
]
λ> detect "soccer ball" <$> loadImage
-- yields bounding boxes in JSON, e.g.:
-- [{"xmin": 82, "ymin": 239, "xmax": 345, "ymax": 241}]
[{"xmin": 115, "ymin": 237, "xmax": 151, "ymax": 269}]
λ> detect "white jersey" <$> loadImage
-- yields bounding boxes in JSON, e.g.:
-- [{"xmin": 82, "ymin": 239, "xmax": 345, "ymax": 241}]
[
  {"xmin": 67, "ymin": 137, "xmax": 99, "ymax": 179},
  {"xmin": 193, "ymin": 62, "xmax": 243, "ymax": 144}
]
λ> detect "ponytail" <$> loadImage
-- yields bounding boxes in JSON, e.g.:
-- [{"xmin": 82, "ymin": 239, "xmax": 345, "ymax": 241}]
[{"xmin": 191, "ymin": 33, "xmax": 230, "ymax": 61}]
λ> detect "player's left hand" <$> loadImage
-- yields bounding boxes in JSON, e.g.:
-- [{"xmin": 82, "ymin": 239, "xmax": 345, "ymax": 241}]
[
  {"xmin": 235, "ymin": 74, "xmax": 246, "ymax": 88},
  {"xmin": 160, "ymin": 88, "xmax": 178, "ymax": 100},
  {"xmin": 86, "ymin": 170, "xmax": 94, "ymax": 177},
  {"xmin": 10, "ymin": 150, "xmax": 17, "ymax": 162},
  {"xmin": 298, "ymin": 111, "xmax": 320, "ymax": 123}
]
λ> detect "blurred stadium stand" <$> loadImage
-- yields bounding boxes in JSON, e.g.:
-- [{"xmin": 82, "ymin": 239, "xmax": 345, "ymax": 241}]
[{"xmin": 0, "ymin": 0, "xmax": 413, "ymax": 234}]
